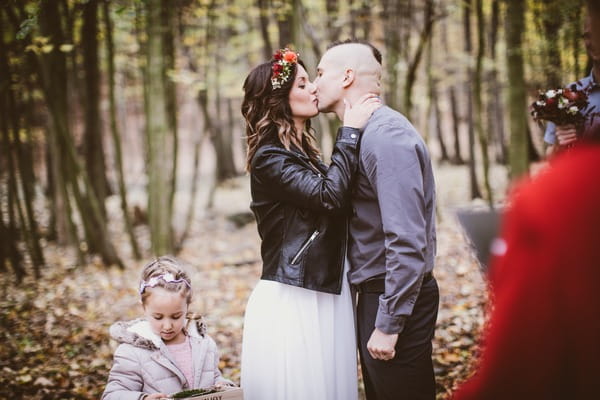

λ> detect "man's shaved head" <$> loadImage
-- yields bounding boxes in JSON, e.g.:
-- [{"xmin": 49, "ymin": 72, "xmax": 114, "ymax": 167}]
[
  {"xmin": 324, "ymin": 43, "xmax": 382, "ymax": 83},
  {"xmin": 327, "ymin": 39, "xmax": 383, "ymax": 65},
  {"xmin": 315, "ymin": 40, "xmax": 383, "ymax": 117}
]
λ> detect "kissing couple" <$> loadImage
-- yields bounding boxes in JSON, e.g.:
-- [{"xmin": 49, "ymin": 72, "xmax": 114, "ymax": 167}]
[{"xmin": 240, "ymin": 39, "xmax": 439, "ymax": 400}]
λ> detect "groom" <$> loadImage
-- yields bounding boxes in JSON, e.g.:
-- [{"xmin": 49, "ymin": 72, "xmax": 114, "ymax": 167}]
[{"xmin": 314, "ymin": 39, "xmax": 439, "ymax": 400}]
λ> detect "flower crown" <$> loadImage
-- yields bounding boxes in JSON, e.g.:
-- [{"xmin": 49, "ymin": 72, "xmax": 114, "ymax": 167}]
[
  {"xmin": 271, "ymin": 48, "xmax": 299, "ymax": 89},
  {"xmin": 139, "ymin": 272, "xmax": 191, "ymax": 295}
]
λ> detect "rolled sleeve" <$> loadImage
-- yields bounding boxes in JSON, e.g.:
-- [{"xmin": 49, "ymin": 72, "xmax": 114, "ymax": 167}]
[{"xmin": 336, "ymin": 126, "xmax": 361, "ymax": 144}]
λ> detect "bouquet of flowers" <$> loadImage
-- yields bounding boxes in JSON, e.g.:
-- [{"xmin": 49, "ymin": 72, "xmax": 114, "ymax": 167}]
[{"xmin": 530, "ymin": 84, "xmax": 594, "ymax": 127}]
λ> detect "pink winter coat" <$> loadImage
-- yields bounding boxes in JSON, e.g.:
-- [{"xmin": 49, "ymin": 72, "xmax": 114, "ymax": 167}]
[{"xmin": 102, "ymin": 318, "xmax": 233, "ymax": 400}]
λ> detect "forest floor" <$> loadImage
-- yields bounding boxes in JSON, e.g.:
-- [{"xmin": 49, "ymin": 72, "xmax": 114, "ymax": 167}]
[{"xmin": 0, "ymin": 161, "xmax": 511, "ymax": 400}]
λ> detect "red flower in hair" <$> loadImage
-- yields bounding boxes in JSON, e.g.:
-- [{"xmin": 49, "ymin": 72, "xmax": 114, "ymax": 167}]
[
  {"xmin": 283, "ymin": 50, "xmax": 297, "ymax": 63},
  {"xmin": 271, "ymin": 47, "xmax": 299, "ymax": 89}
]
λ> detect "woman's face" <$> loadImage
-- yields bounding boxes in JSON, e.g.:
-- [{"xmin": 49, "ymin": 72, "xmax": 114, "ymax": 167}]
[{"xmin": 288, "ymin": 64, "xmax": 318, "ymax": 122}]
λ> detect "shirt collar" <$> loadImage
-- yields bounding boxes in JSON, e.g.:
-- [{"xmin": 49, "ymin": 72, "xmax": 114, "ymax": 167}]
[{"xmin": 587, "ymin": 69, "xmax": 599, "ymax": 88}]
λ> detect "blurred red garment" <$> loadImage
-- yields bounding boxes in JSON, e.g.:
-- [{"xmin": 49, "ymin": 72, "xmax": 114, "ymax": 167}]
[{"xmin": 453, "ymin": 144, "xmax": 600, "ymax": 400}]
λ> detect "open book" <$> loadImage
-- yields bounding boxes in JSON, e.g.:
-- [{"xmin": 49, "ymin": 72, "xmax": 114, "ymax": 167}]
[{"xmin": 168, "ymin": 386, "xmax": 243, "ymax": 400}]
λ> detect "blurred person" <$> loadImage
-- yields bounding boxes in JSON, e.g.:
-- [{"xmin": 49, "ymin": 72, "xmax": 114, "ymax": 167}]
[
  {"xmin": 240, "ymin": 48, "xmax": 380, "ymax": 400},
  {"xmin": 315, "ymin": 39, "xmax": 438, "ymax": 400},
  {"xmin": 545, "ymin": 15, "xmax": 600, "ymax": 156},
  {"xmin": 453, "ymin": 137, "xmax": 600, "ymax": 399}
]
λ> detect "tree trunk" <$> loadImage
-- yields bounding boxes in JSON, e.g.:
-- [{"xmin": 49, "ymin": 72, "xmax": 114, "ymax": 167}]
[
  {"xmin": 0, "ymin": 211, "xmax": 25, "ymax": 282},
  {"xmin": 0, "ymin": 19, "xmax": 26, "ymax": 281},
  {"xmin": 206, "ymin": 12, "xmax": 237, "ymax": 183},
  {"xmin": 533, "ymin": 0, "xmax": 563, "ymax": 87},
  {"xmin": 440, "ymin": 11, "xmax": 464, "ymax": 165},
  {"xmin": 176, "ymin": 10, "xmax": 211, "ymax": 248},
  {"xmin": 163, "ymin": 1, "xmax": 178, "ymax": 245},
  {"xmin": 487, "ymin": 0, "xmax": 507, "ymax": 164},
  {"xmin": 145, "ymin": 0, "xmax": 175, "ymax": 255},
  {"xmin": 212, "ymin": 57, "xmax": 237, "ymax": 182},
  {"xmin": 325, "ymin": 0, "xmax": 342, "ymax": 42},
  {"xmin": 102, "ymin": 0, "xmax": 141, "ymax": 259},
  {"xmin": 82, "ymin": 0, "xmax": 108, "ymax": 219},
  {"xmin": 505, "ymin": 0, "xmax": 529, "ymax": 178},
  {"xmin": 381, "ymin": 0, "xmax": 401, "ymax": 111},
  {"xmin": 426, "ymin": 31, "xmax": 448, "ymax": 162},
  {"xmin": 38, "ymin": 0, "xmax": 78, "ymax": 247},
  {"xmin": 404, "ymin": 0, "xmax": 436, "ymax": 119},
  {"xmin": 572, "ymin": 4, "xmax": 584, "ymax": 79},
  {"xmin": 349, "ymin": 0, "xmax": 372, "ymax": 40},
  {"xmin": 3, "ymin": 87, "xmax": 45, "ymax": 277},
  {"xmin": 0, "ymin": 11, "xmax": 45, "ymax": 276},
  {"xmin": 474, "ymin": 0, "xmax": 493, "ymax": 205},
  {"xmin": 276, "ymin": 0, "xmax": 301, "ymax": 48},
  {"xmin": 38, "ymin": 0, "xmax": 121, "ymax": 267},
  {"xmin": 464, "ymin": 0, "xmax": 481, "ymax": 199},
  {"xmin": 256, "ymin": 0, "xmax": 272, "ymax": 59}
]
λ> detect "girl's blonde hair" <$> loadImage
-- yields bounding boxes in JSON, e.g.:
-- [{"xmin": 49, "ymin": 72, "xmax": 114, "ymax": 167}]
[{"xmin": 139, "ymin": 256, "xmax": 192, "ymax": 305}]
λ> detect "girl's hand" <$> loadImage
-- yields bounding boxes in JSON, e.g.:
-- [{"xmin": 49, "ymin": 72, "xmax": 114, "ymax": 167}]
[
  {"xmin": 214, "ymin": 381, "xmax": 237, "ymax": 388},
  {"xmin": 342, "ymin": 93, "xmax": 382, "ymax": 130},
  {"xmin": 145, "ymin": 393, "xmax": 168, "ymax": 400}
]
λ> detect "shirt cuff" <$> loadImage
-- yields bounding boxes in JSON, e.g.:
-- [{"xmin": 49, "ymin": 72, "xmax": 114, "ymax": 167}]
[
  {"xmin": 336, "ymin": 127, "xmax": 361, "ymax": 144},
  {"xmin": 375, "ymin": 308, "xmax": 406, "ymax": 335}
]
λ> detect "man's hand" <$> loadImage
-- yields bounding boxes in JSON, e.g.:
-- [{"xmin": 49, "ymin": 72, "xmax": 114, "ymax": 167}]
[
  {"xmin": 367, "ymin": 328, "xmax": 399, "ymax": 361},
  {"xmin": 556, "ymin": 124, "xmax": 578, "ymax": 146}
]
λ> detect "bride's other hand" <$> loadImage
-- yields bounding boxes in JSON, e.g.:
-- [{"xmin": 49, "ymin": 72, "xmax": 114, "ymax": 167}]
[{"xmin": 342, "ymin": 93, "xmax": 382, "ymax": 130}]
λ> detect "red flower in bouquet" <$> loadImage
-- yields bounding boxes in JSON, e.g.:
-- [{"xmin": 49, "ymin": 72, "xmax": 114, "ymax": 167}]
[{"xmin": 530, "ymin": 84, "xmax": 595, "ymax": 127}]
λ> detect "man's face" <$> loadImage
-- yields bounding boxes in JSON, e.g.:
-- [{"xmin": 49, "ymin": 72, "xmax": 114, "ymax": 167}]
[
  {"xmin": 584, "ymin": 15, "xmax": 600, "ymax": 62},
  {"xmin": 314, "ymin": 50, "xmax": 345, "ymax": 113}
]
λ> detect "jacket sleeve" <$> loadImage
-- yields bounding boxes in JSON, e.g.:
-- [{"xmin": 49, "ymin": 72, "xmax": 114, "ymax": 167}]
[
  {"xmin": 208, "ymin": 338, "xmax": 235, "ymax": 387},
  {"xmin": 102, "ymin": 344, "xmax": 147, "ymax": 400},
  {"xmin": 251, "ymin": 127, "xmax": 361, "ymax": 211},
  {"xmin": 363, "ymin": 123, "xmax": 430, "ymax": 335}
]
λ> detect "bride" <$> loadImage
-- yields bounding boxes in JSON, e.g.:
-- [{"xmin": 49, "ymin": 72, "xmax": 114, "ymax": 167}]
[{"xmin": 240, "ymin": 48, "xmax": 380, "ymax": 400}]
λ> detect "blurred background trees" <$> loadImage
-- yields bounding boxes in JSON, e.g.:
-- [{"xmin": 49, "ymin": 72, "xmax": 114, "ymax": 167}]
[{"xmin": 0, "ymin": 0, "xmax": 590, "ymax": 279}]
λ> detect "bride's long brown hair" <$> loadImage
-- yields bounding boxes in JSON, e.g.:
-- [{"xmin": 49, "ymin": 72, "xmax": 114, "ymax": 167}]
[{"xmin": 242, "ymin": 58, "xmax": 320, "ymax": 172}]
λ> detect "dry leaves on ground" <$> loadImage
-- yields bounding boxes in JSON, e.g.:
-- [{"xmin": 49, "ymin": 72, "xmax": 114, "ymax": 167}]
[{"xmin": 0, "ymin": 180, "xmax": 490, "ymax": 400}]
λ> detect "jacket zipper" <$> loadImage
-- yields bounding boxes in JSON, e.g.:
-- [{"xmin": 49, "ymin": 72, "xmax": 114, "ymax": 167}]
[{"xmin": 291, "ymin": 230, "xmax": 320, "ymax": 265}]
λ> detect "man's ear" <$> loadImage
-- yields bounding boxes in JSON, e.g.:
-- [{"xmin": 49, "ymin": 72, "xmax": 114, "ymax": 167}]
[{"xmin": 342, "ymin": 68, "xmax": 355, "ymax": 88}]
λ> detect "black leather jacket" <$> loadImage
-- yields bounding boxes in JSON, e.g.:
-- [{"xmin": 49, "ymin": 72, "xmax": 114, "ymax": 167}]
[{"xmin": 249, "ymin": 127, "xmax": 361, "ymax": 294}]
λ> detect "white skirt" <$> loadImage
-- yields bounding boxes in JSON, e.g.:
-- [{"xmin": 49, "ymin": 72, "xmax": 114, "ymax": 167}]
[{"xmin": 240, "ymin": 263, "xmax": 358, "ymax": 400}]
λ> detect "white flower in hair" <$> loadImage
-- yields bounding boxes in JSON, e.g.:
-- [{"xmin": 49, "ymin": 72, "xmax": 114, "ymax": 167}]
[{"xmin": 139, "ymin": 272, "xmax": 190, "ymax": 294}]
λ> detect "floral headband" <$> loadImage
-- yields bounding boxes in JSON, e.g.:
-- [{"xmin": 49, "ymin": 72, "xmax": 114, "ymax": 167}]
[
  {"xmin": 271, "ymin": 48, "xmax": 299, "ymax": 89},
  {"xmin": 139, "ymin": 272, "xmax": 191, "ymax": 295}
]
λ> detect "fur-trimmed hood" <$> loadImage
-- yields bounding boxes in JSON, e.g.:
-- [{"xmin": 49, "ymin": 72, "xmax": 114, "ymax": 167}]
[{"xmin": 109, "ymin": 317, "xmax": 208, "ymax": 351}]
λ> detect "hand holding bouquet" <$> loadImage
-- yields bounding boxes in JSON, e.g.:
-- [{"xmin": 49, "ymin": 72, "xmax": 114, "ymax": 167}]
[{"xmin": 530, "ymin": 84, "xmax": 593, "ymax": 127}]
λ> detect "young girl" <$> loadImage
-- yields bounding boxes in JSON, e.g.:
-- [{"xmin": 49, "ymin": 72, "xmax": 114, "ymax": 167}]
[{"xmin": 102, "ymin": 256, "xmax": 233, "ymax": 400}]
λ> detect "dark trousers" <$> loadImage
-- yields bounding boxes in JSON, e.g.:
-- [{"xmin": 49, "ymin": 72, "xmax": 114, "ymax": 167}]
[{"xmin": 357, "ymin": 277, "xmax": 439, "ymax": 400}]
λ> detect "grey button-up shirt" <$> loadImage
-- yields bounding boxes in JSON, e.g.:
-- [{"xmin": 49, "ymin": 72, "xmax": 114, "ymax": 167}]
[{"xmin": 348, "ymin": 106, "xmax": 437, "ymax": 335}]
